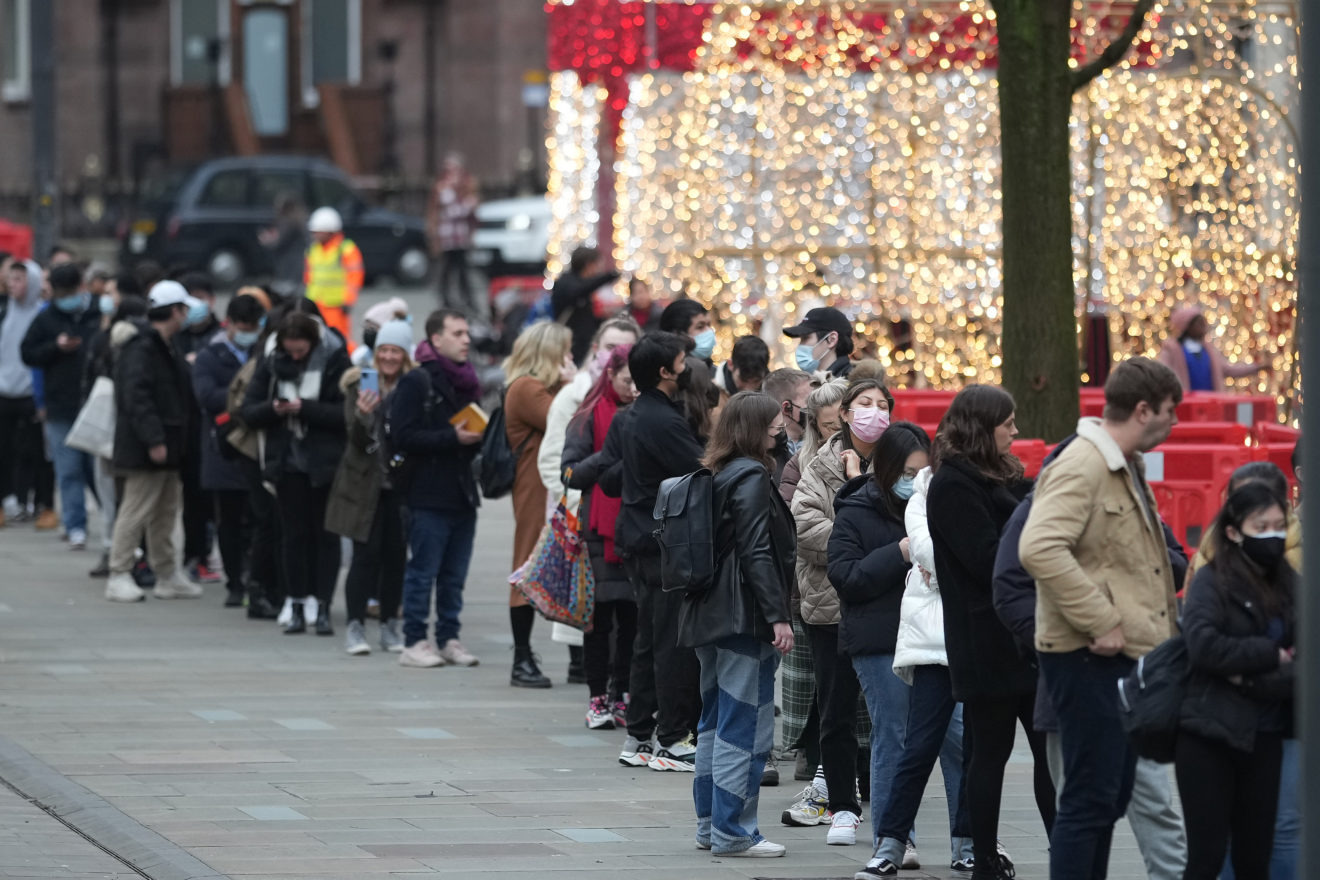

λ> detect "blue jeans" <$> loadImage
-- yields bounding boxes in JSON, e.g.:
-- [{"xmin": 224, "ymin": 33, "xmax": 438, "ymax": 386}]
[
  {"xmin": 1220, "ymin": 737, "xmax": 1297, "ymax": 880},
  {"xmin": 45, "ymin": 418, "xmax": 92, "ymax": 533},
  {"xmin": 401, "ymin": 508, "xmax": 477, "ymax": 648},
  {"xmin": 1041, "ymin": 649, "xmax": 1137, "ymax": 880},
  {"xmin": 851, "ymin": 654, "xmax": 916, "ymax": 850},
  {"xmin": 875, "ymin": 664, "xmax": 972, "ymax": 864},
  {"xmin": 693, "ymin": 634, "xmax": 778, "ymax": 854}
]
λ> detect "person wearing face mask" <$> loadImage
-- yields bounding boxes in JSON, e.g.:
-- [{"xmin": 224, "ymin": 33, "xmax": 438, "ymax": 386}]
[
  {"xmin": 193, "ymin": 294, "xmax": 270, "ymax": 612},
  {"xmin": 660, "ymin": 299, "xmax": 716, "ymax": 364},
  {"xmin": 551, "ymin": 246, "xmax": 622, "ymax": 366},
  {"xmin": 1175, "ymin": 481, "xmax": 1295, "ymax": 880},
  {"xmin": 174, "ymin": 273, "xmax": 222, "ymax": 362},
  {"xmin": 713, "ymin": 336, "xmax": 770, "ymax": 413},
  {"xmin": 1156, "ymin": 305, "xmax": 1269, "ymax": 393},
  {"xmin": 173, "ymin": 273, "xmax": 224, "ymax": 587},
  {"xmin": 104, "ymin": 282, "xmax": 205, "ymax": 603},
  {"xmin": 783, "ymin": 306, "xmax": 856, "ymax": 379},
  {"xmin": 787, "ymin": 378, "xmax": 892, "ymax": 843},
  {"xmin": 351, "ymin": 297, "xmax": 411, "ymax": 368},
  {"xmin": 20, "ymin": 263, "xmax": 103, "ymax": 550}
]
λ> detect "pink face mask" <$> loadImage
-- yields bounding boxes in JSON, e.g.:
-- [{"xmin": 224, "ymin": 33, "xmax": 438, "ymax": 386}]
[{"xmin": 849, "ymin": 406, "xmax": 890, "ymax": 443}]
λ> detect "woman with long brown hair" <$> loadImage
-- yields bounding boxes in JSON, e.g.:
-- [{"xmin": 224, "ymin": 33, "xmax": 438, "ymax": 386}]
[
  {"xmin": 925, "ymin": 385, "xmax": 1053, "ymax": 880},
  {"xmin": 504, "ymin": 321, "xmax": 577, "ymax": 687},
  {"xmin": 677, "ymin": 391, "xmax": 795, "ymax": 858}
]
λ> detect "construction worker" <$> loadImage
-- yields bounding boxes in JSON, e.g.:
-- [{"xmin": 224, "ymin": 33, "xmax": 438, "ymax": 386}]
[{"xmin": 304, "ymin": 207, "xmax": 364, "ymax": 345}]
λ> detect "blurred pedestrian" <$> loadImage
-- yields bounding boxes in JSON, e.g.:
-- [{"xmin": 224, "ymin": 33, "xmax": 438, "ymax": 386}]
[
  {"xmin": 551, "ymin": 246, "xmax": 621, "ymax": 365},
  {"xmin": 628, "ymin": 277, "xmax": 663, "ymax": 333},
  {"xmin": 304, "ymin": 207, "xmax": 363, "ymax": 346},
  {"xmin": 1157, "ymin": 305, "xmax": 1269, "ymax": 392},
  {"xmin": 0, "ymin": 258, "xmax": 46, "ymax": 528},
  {"xmin": 261, "ymin": 192, "xmax": 308, "ymax": 299},
  {"xmin": 428, "ymin": 153, "xmax": 479, "ymax": 311},
  {"xmin": 352, "ymin": 297, "xmax": 410, "ymax": 367}
]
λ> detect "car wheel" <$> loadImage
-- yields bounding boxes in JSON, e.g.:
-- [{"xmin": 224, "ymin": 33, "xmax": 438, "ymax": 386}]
[
  {"xmin": 395, "ymin": 246, "xmax": 430, "ymax": 284},
  {"xmin": 207, "ymin": 248, "xmax": 246, "ymax": 287}
]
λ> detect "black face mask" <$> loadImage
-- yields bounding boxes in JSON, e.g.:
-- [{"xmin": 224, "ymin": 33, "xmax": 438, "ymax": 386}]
[
  {"xmin": 675, "ymin": 367, "xmax": 693, "ymax": 391},
  {"xmin": 1241, "ymin": 533, "xmax": 1287, "ymax": 569},
  {"xmin": 788, "ymin": 404, "xmax": 807, "ymax": 430},
  {"xmin": 362, "ymin": 328, "xmax": 378, "ymax": 350},
  {"xmin": 772, "ymin": 429, "xmax": 788, "ymax": 456}
]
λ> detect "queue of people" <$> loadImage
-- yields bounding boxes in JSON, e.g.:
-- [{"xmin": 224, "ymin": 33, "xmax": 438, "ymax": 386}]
[{"xmin": 0, "ymin": 240, "xmax": 1300, "ymax": 878}]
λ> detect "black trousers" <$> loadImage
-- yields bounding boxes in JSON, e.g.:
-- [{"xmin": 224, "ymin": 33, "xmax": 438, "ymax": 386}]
[
  {"xmin": 1176, "ymin": 730, "xmax": 1282, "ymax": 880},
  {"xmin": 963, "ymin": 691, "xmax": 1056, "ymax": 870},
  {"xmin": 439, "ymin": 248, "xmax": 474, "ymax": 310},
  {"xmin": 584, "ymin": 598, "xmax": 638, "ymax": 698},
  {"xmin": 274, "ymin": 473, "xmax": 339, "ymax": 603},
  {"xmin": 623, "ymin": 554, "xmax": 700, "ymax": 748},
  {"xmin": 806, "ymin": 621, "xmax": 867, "ymax": 815},
  {"xmin": 241, "ymin": 458, "xmax": 284, "ymax": 604},
  {"xmin": 345, "ymin": 489, "xmax": 406, "ymax": 623},
  {"xmin": 212, "ymin": 489, "xmax": 249, "ymax": 593},
  {"xmin": 181, "ymin": 450, "xmax": 212, "ymax": 564}
]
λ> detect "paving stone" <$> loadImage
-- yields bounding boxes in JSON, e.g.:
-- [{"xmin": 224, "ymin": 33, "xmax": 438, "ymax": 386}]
[{"xmin": 238, "ymin": 806, "xmax": 309, "ymax": 821}]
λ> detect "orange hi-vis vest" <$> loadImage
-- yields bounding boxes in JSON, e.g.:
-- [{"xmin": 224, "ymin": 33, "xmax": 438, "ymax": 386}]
[{"xmin": 304, "ymin": 235, "xmax": 364, "ymax": 309}]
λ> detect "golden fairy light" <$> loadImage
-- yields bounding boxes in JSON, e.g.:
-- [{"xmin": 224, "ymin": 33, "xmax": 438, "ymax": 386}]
[{"xmin": 546, "ymin": 0, "xmax": 1299, "ymax": 403}]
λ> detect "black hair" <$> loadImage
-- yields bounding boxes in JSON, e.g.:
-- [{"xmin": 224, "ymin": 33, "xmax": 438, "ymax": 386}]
[
  {"xmin": 277, "ymin": 312, "xmax": 322, "ymax": 346},
  {"xmin": 425, "ymin": 308, "xmax": 468, "ymax": 338},
  {"xmin": 114, "ymin": 272, "xmax": 143, "ymax": 298},
  {"xmin": 112, "ymin": 295, "xmax": 148, "ymax": 324},
  {"xmin": 147, "ymin": 304, "xmax": 183, "ymax": 323},
  {"xmin": 870, "ymin": 421, "xmax": 932, "ymax": 522},
  {"xmin": 628, "ymin": 332, "xmax": 689, "ymax": 393},
  {"xmin": 290, "ymin": 297, "xmax": 324, "ymax": 321},
  {"xmin": 48, "ymin": 263, "xmax": 82, "ymax": 295},
  {"xmin": 228, "ymin": 294, "xmax": 267, "ymax": 326},
  {"xmin": 1228, "ymin": 461, "xmax": 1289, "ymax": 500},
  {"xmin": 0, "ymin": 251, "xmax": 11, "ymax": 266},
  {"xmin": 659, "ymin": 299, "xmax": 708, "ymax": 336},
  {"xmin": 729, "ymin": 336, "xmax": 770, "ymax": 385},
  {"xmin": 180, "ymin": 272, "xmax": 215, "ymax": 297},
  {"xmin": 134, "ymin": 260, "xmax": 164, "ymax": 293},
  {"xmin": 48, "ymin": 243, "xmax": 74, "ymax": 261},
  {"xmin": 569, "ymin": 246, "xmax": 600, "ymax": 276},
  {"xmin": 1209, "ymin": 481, "xmax": 1294, "ymax": 616}
]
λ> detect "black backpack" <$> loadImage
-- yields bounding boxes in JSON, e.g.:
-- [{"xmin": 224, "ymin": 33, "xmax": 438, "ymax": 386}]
[
  {"xmin": 652, "ymin": 468, "xmax": 717, "ymax": 594},
  {"xmin": 1117, "ymin": 634, "xmax": 1190, "ymax": 764},
  {"xmin": 478, "ymin": 389, "xmax": 531, "ymax": 500}
]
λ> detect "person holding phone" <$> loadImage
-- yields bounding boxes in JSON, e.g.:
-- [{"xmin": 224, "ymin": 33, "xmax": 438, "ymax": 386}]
[{"xmin": 327, "ymin": 320, "xmax": 415, "ymax": 656}]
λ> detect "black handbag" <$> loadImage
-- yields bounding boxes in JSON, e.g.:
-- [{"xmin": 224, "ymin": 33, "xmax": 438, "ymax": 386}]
[{"xmin": 478, "ymin": 389, "xmax": 530, "ymax": 499}]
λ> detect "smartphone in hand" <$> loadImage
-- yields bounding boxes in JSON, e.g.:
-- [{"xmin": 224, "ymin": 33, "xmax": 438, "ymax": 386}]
[{"xmin": 360, "ymin": 368, "xmax": 379, "ymax": 394}]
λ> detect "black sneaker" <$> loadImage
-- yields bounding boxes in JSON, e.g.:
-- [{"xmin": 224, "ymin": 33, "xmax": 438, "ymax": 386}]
[
  {"xmin": 131, "ymin": 559, "xmax": 157, "ymax": 588},
  {"xmin": 88, "ymin": 552, "xmax": 110, "ymax": 578},
  {"xmin": 972, "ymin": 854, "xmax": 1016, "ymax": 880},
  {"xmin": 761, "ymin": 761, "xmax": 780, "ymax": 786},
  {"xmin": 854, "ymin": 859, "xmax": 898, "ymax": 878}
]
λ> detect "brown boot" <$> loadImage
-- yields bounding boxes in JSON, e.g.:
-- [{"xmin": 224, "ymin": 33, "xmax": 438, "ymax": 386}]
[{"xmin": 34, "ymin": 509, "xmax": 59, "ymax": 530}]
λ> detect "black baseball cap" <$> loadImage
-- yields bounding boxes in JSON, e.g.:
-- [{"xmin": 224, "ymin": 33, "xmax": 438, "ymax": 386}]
[{"xmin": 783, "ymin": 306, "xmax": 852, "ymax": 341}]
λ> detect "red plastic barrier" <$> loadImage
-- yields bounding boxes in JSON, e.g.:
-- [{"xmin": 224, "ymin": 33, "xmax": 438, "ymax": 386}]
[
  {"xmin": 1149, "ymin": 443, "xmax": 1252, "ymax": 485},
  {"xmin": 1174, "ymin": 397, "xmax": 1222, "ymax": 423},
  {"xmin": 1165, "ymin": 422, "xmax": 1249, "ymax": 446},
  {"xmin": 0, "ymin": 220, "xmax": 33, "ymax": 261},
  {"xmin": 1254, "ymin": 422, "xmax": 1300, "ymax": 445},
  {"xmin": 1252, "ymin": 444, "xmax": 1299, "ymax": 485},
  {"xmin": 1150, "ymin": 481, "xmax": 1217, "ymax": 554},
  {"xmin": 1183, "ymin": 392, "xmax": 1277, "ymax": 426},
  {"xmin": 1012, "ymin": 439, "xmax": 1048, "ymax": 479}
]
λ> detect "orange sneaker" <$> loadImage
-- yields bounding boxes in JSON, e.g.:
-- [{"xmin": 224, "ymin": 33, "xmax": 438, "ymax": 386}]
[{"xmin": 34, "ymin": 509, "xmax": 59, "ymax": 530}]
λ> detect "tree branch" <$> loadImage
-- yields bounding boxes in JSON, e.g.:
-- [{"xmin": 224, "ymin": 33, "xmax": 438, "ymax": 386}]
[{"xmin": 1070, "ymin": 0, "xmax": 1156, "ymax": 94}]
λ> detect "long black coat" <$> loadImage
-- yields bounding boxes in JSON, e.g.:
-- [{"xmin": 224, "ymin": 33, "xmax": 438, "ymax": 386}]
[
  {"xmin": 926, "ymin": 455, "xmax": 1035, "ymax": 701},
  {"xmin": 827, "ymin": 475, "xmax": 909, "ymax": 657},
  {"xmin": 616, "ymin": 389, "xmax": 705, "ymax": 558},
  {"xmin": 240, "ymin": 344, "xmax": 350, "ymax": 488},
  {"xmin": 1180, "ymin": 564, "xmax": 1295, "ymax": 752},
  {"xmin": 192, "ymin": 338, "xmax": 250, "ymax": 491},
  {"xmin": 112, "ymin": 327, "xmax": 194, "ymax": 472},
  {"xmin": 677, "ymin": 459, "xmax": 795, "ymax": 649},
  {"xmin": 562, "ymin": 409, "xmax": 634, "ymax": 604},
  {"xmin": 20, "ymin": 303, "xmax": 103, "ymax": 421}
]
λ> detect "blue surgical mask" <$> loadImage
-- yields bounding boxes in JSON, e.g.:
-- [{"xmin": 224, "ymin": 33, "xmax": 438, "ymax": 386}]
[
  {"xmin": 185, "ymin": 299, "xmax": 210, "ymax": 328},
  {"xmin": 54, "ymin": 293, "xmax": 88, "ymax": 314},
  {"xmin": 893, "ymin": 476, "xmax": 916, "ymax": 500},
  {"xmin": 233, "ymin": 329, "xmax": 261, "ymax": 349},
  {"xmin": 795, "ymin": 344, "xmax": 821, "ymax": 372},
  {"xmin": 692, "ymin": 328, "xmax": 716, "ymax": 360},
  {"xmin": 99, "ymin": 294, "xmax": 116, "ymax": 315}
]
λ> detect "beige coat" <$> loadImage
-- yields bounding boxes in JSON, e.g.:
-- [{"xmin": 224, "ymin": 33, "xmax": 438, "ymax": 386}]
[
  {"xmin": 790, "ymin": 432, "xmax": 850, "ymax": 625},
  {"xmin": 1021, "ymin": 418, "xmax": 1178, "ymax": 659}
]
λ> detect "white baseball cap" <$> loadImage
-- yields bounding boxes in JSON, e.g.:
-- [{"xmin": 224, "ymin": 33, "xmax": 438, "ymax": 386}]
[{"xmin": 148, "ymin": 280, "xmax": 190, "ymax": 308}]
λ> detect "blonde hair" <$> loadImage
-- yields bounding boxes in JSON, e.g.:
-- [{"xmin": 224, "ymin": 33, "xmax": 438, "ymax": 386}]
[
  {"xmin": 373, "ymin": 348, "xmax": 416, "ymax": 395},
  {"xmin": 799, "ymin": 378, "xmax": 848, "ymax": 469},
  {"xmin": 505, "ymin": 321, "xmax": 572, "ymax": 389}
]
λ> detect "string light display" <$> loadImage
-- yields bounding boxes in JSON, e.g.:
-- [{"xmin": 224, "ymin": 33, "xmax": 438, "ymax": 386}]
[{"xmin": 545, "ymin": 0, "xmax": 1298, "ymax": 405}]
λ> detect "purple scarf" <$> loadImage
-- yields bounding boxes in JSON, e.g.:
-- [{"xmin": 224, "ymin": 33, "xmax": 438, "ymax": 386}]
[{"xmin": 415, "ymin": 340, "xmax": 481, "ymax": 406}]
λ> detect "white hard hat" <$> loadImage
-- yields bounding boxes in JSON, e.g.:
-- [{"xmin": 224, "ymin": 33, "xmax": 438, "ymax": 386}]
[{"xmin": 308, "ymin": 206, "xmax": 343, "ymax": 233}]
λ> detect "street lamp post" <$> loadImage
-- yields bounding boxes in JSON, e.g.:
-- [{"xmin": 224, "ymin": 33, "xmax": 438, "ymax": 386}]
[{"xmin": 30, "ymin": 0, "xmax": 57, "ymax": 261}]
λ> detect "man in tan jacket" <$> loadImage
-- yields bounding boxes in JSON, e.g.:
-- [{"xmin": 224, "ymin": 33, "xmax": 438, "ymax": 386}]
[{"xmin": 1020, "ymin": 357, "xmax": 1183, "ymax": 880}]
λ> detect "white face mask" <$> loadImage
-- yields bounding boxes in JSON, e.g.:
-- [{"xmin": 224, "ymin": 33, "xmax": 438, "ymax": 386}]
[{"xmin": 1182, "ymin": 339, "xmax": 1204, "ymax": 354}]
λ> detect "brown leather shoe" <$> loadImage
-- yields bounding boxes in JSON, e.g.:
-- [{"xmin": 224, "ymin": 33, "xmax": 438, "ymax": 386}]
[{"xmin": 34, "ymin": 509, "xmax": 59, "ymax": 530}]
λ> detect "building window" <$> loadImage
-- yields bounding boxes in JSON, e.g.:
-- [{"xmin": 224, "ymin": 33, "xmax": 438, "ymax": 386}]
[
  {"xmin": 2, "ymin": 0, "xmax": 31, "ymax": 102},
  {"xmin": 302, "ymin": 0, "xmax": 361, "ymax": 107},
  {"xmin": 172, "ymin": 0, "xmax": 230, "ymax": 86}
]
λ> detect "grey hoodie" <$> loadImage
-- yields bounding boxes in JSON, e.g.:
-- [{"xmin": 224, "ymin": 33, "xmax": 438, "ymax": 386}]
[{"xmin": 0, "ymin": 260, "xmax": 46, "ymax": 398}]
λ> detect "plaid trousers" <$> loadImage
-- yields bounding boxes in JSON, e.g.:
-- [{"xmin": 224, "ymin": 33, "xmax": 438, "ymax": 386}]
[{"xmin": 780, "ymin": 613, "xmax": 872, "ymax": 753}]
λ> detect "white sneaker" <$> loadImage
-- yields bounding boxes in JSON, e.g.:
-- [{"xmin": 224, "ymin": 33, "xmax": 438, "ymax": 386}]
[
  {"xmin": 723, "ymin": 839, "xmax": 786, "ymax": 858},
  {"xmin": 2, "ymin": 495, "xmax": 19, "ymax": 518},
  {"xmin": 68, "ymin": 528, "xmax": 87, "ymax": 550},
  {"xmin": 437, "ymin": 638, "xmax": 479, "ymax": 667},
  {"xmin": 904, "ymin": 842, "xmax": 921, "ymax": 869},
  {"xmin": 344, "ymin": 620, "xmax": 371, "ymax": 656},
  {"xmin": 399, "ymin": 641, "xmax": 445, "ymax": 668},
  {"xmin": 154, "ymin": 573, "xmax": 203, "ymax": 599},
  {"xmin": 827, "ymin": 810, "xmax": 860, "ymax": 846},
  {"xmin": 105, "ymin": 573, "xmax": 145, "ymax": 603}
]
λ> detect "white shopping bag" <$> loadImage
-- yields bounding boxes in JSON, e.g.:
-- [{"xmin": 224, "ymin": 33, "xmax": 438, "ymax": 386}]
[{"xmin": 64, "ymin": 376, "xmax": 116, "ymax": 460}]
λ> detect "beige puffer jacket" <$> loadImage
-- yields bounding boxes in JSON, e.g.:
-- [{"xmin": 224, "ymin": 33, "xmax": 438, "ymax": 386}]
[{"xmin": 790, "ymin": 432, "xmax": 853, "ymax": 625}]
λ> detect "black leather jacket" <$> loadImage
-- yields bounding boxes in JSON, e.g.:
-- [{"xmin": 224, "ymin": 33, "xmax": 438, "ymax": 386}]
[{"xmin": 677, "ymin": 458, "xmax": 795, "ymax": 648}]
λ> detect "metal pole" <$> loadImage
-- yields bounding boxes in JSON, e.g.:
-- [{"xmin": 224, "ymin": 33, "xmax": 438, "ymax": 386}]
[
  {"xmin": 1298, "ymin": 0, "xmax": 1320, "ymax": 875},
  {"xmin": 30, "ymin": 0, "xmax": 57, "ymax": 262}
]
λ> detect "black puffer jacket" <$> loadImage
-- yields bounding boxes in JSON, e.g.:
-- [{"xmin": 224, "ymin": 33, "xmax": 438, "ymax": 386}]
[
  {"xmin": 677, "ymin": 459, "xmax": 794, "ymax": 649},
  {"xmin": 240, "ymin": 343, "xmax": 350, "ymax": 488},
  {"xmin": 827, "ymin": 475, "xmax": 910, "ymax": 657},
  {"xmin": 563, "ymin": 409, "xmax": 634, "ymax": 604},
  {"xmin": 1179, "ymin": 564, "xmax": 1295, "ymax": 753},
  {"xmin": 112, "ymin": 327, "xmax": 194, "ymax": 471},
  {"xmin": 926, "ymin": 455, "xmax": 1035, "ymax": 701}
]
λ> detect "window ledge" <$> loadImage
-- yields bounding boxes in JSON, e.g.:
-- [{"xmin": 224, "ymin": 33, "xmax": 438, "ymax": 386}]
[{"xmin": 2, "ymin": 83, "xmax": 31, "ymax": 104}]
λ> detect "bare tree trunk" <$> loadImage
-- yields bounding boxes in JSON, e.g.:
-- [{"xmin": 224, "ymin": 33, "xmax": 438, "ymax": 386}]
[{"xmin": 993, "ymin": 0, "xmax": 1079, "ymax": 441}]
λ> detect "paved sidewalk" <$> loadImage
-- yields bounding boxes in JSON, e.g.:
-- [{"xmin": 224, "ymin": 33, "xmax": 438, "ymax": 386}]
[
  {"xmin": 0, "ymin": 782, "xmax": 134, "ymax": 878},
  {"xmin": 0, "ymin": 501, "xmax": 1152, "ymax": 879}
]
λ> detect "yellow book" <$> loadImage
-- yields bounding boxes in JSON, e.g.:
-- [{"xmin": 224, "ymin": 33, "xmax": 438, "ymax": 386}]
[{"xmin": 449, "ymin": 402, "xmax": 490, "ymax": 434}]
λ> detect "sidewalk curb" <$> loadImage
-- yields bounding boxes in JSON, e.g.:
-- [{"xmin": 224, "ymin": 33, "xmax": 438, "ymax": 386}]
[{"xmin": 0, "ymin": 735, "xmax": 230, "ymax": 880}]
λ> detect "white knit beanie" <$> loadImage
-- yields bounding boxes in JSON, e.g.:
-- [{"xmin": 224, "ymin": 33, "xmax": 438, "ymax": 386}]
[{"xmin": 373, "ymin": 319, "xmax": 414, "ymax": 353}]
